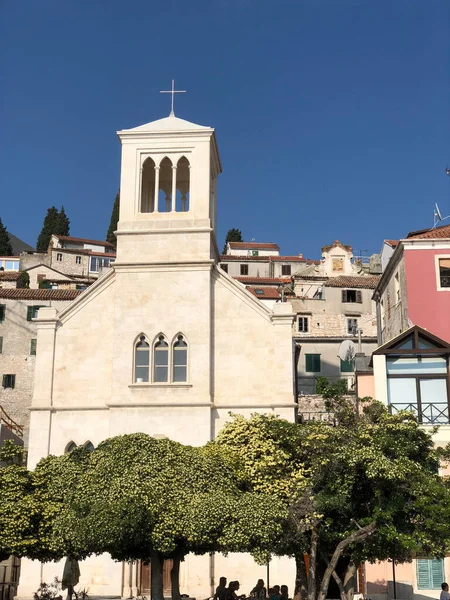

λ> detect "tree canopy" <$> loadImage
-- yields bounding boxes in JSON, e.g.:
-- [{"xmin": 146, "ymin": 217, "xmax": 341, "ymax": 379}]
[
  {"xmin": 36, "ymin": 206, "xmax": 71, "ymax": 252},
  {"xmin": 222, "ymin": 227, "xmax": 243, "ymax": 254},
  {"xmin": 0, "ymin": 217, "xmax": 13, "ymax": 256},
  {"xmin": 106, "ymin": 191, "xmax": 119, "ymax": 246}
]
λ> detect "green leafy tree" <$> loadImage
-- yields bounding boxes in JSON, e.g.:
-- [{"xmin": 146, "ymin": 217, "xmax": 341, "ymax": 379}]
[
  {"xmin": 16, "ymin": 271, "xmax": 30, "ymax": 289},
  {"xmin": 106, "ymin": 191, "xmax": 120, "ymax": 246},
  {"xmin": 222, "ymin": 227, "xmax": 242, "ymax": 254},
  {"xmin": 55, "ymin": 205, "xmax": 70, "ymax": 236},
  {"xmin": 36, "ymin": 207, "xmax": 59, "ymax": 252},
  {"xmin": 215, "ymin": 401, "xmax": 450, "ymax": 600},
  {"xmin": 0, "ymin": 217, "xmax": 13, "ymax": 256}
]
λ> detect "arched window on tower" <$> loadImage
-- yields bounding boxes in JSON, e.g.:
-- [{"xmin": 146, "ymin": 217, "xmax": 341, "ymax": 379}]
[
  {"xmin": 175, "ymin": 157, "xmax": 190, "ymax": 212},
  {"xmin": 158, "ymin": 157, "xmax": 173, "ymax": 212},
  {"xmin": 172, "ymin": 335, "xmax": 188, "ymax": 382},
  {"xmin": 135, "ymin": 335, "xmax": 150, "ymax": 383},
  {"xmin": 83, "ymin": 441, "xmax": 95, "ymax": 452},
  {"xmin": 140, "ymin": 157, "xmax": 156, "ymax": 213},
  {"xmin": 153, "ymin": 335, "xmax": 169, "ymax": 382}
]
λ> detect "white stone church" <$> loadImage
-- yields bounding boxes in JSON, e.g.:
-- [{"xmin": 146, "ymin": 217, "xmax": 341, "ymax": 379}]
[{"xmin": 18, "ymin": 111, "xmax": 297, "ymax": 598}]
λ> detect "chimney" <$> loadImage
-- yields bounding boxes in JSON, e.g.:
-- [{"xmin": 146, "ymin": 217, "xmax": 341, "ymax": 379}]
[{"xmin": 298, "ymin": 253, "xmax": 303, "ymax": 258}]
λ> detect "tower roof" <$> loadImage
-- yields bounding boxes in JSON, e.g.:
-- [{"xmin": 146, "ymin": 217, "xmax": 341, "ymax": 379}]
[{"xmin": 120, "ymin": 113, "xmax": 212, "ymax": 134}]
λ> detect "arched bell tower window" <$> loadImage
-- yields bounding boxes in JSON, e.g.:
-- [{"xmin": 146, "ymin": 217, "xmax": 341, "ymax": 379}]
[
  {"xmin": 175, "ymin": 157, "xmax": 190, "ymax": 212},
  {"xmin": 135, "ymin": 335, "xmax": 150, "ymax": 383},
  {"xmin": 172, "ymin": 335, "xmax": 188, "ymax": 382},
  {"xmin": 158, "ymin": 157, "xmax": 173, "ymax": 212},
  {"xmin": 140, "ymin": 157, "xmax": 156, "ymax": 213},
  {"xmin": 83, "ymin": 441, "xmax": 95, "ymax": 452},
  {"xmin": 153, "ymin": 335, "xmax": 169, "ymax": 382}
]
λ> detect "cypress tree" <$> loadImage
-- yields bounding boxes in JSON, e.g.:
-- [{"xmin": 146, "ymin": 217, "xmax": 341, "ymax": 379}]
[
  {"xmin": 36, "ymin": 207, "xmax": 59, "ymax": 252},
  {"xmin": 222, "ymin": 228, "xmax": 243, "ymax": 254},
  {"xmin": 55, "ymin": 205, "xmax": 70, "ymax": 236},
  {"xmin": 0, "ymin": 218, "xmax": 13, "ymax": 256},
  {"xmin": 106, "ymin": 191, "xmax": 120, "ymax": 246}
]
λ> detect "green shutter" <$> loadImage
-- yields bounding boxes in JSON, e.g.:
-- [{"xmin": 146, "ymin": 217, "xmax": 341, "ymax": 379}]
[
  {"xmin": 0, "ymin": 304, "xmax": 5, "ymax": 322},
  {"xmin": 30, "ymin": 339, "xmax": 37, "ymax": 356},
  {"xmin": 430, "ymin": 559, "xmax": 444, "ymax": 589},
  {"xmin": 340, "ymin": 359, "xmax": 354, "ymax": 373},
  {"xmin": 417, "ymin": 560, "xmax": 431, "ymax": 589},
  {"xmin": 0, "ymin": 336, "xmax": 3, "ymax": 353},
  {"xmin": 27, "ymin": 306, "xmax": 34, "ymax": 321},
  {"xmin": 417, "ymin": 559, "xmax": 443, "ymax": 590},
  {"xmin": 306, "ymin": 354, "xmax": 321, "ymax": 373}
]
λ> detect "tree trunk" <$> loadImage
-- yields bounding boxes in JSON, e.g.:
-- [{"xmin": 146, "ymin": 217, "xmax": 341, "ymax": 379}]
[
  {"xmin": 151, "ymin": 550, "xmax": 164, "ymax": 600},
  {"xmin": 171, "ymin": 556, "xmax": 182, "ymax": 600},
  {"xmin": 320, "ymin": 552, "xmax": 346, "ymax": 600},
  {"xmin": 344, "ymin": 562, "xmax": 357, "ymax": 600},
  {"xmin": 307, "ymin": 528, "xmax": 319, "ymax": 600},
  {"xmin": 317, "ymin": 523, "xmax": 376, "ymax": 600},
  {"xmin": 294, "ymin": 553, "xmax": 308, "ymax": 600}
]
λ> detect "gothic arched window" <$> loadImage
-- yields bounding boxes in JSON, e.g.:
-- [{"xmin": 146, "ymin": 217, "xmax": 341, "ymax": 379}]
[
  {"xmin": 141, "ymin": 157, "xmax": 156, "ymax": 213},
  {"xmin": 65, "ymin": 441, "xmax": 77, "ymax": 454},
  {"xmin": 153, "ymin": 335, "xmax": 169, "ymax": 382},
  {"xmin": 83, "ymin": 441, "xmax": 95, "ymax": 452},
  {"xmin": 158, "ymin": 157, "xmax": 173, "ymax": 212},
  {"xmin": 135, "ymin": 335, "xmax": 150, "ymax": 383},
  {"xmin": 172, "ymin": 335, "xmax": 188, "ymax": 382},
  {"xmin": 175, "ymin": 157, "xmax": 190, "ymax": 212}
]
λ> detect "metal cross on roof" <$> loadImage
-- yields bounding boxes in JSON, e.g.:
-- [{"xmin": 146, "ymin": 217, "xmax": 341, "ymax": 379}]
[{"xmin": 160, "ymin": 79, "xmax": 186, "ymax": 116}]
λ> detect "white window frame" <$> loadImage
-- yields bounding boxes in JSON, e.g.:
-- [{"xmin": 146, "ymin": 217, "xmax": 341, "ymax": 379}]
[
  {"xmin": 297, "ymin": 316, "xmax": 309, "ymax": 333},
  {"xmin": 435, "ymin": 254, "xmax": 450, "ymax": 292},
  {"xmin": 56, "ymin": 253, "xmax": 63, "ymax": 262},
  {"xmin": 347, "ymin": 318, "xmax": 358, "ymax": 335}
]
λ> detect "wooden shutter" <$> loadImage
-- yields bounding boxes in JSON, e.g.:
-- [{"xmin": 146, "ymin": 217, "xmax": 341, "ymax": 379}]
[
  {"xmin": 30, "ymin": 339, "xmax": 37, "ymax": 356},
  {"xmin": 0, "ymin": 304, "xmax": 5, "ymax": 321},
  {"xmin": 313, "ymin": 355, "xmax": 321, "ymax": 372},
  {"xmin": 342, "ymin": 290, "xmax": 348, "ymax": 302},
  {"xmin": 305, "ymin": 354, "xmax": 313, "ymax": 372},
  {"xmin": 27, "ymin": 306, "xmax": 34, "ymax": 321},
  {"xmin": 356, "ymin": 290, "xmax": 362, "ymax": 303},
  {"xmin": 0, "ymin": 336, "xmax": 3, "ymax": 353},
  {"xmin": 417, "ymin": 560, "xmax": 431, "ymax": 589},
  {"xmin": 430, "ymin": 559, "xmax": 444, "ymax": 589}
]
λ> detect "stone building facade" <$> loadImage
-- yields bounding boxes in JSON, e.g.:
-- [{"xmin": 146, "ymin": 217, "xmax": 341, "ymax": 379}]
[{"xmin": 0, "ymin": 289, "xmax": 82, "ymax": 438}]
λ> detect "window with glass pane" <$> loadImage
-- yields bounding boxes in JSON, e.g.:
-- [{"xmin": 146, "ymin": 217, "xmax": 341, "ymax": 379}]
[
  {"xmin": 135, "ymin": 335, "xmax": 150, "ymax": 382},
  {"xmin": 173, "ymin": 335, "xmax": 188, "ymax": 382},
  {"xmin": 387, "ymin": 378, "xmax": 418, "ymax": 414},
  {"xmin": 420, "ymin": 379, "xmax": 448, "ymax": 424},
  {"xmin": 438, "ymin": 258, "xmax": 450, "ymax": 288},
  {"xmin": 154, "ymin": 336, "xmax": 169, "ymax": 382}
]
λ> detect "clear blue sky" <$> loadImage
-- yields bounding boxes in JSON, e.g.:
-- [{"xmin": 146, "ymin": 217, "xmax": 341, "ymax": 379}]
[{"xmin": 1, "ymin": 0, "xmax": 449, "ymax": 260}]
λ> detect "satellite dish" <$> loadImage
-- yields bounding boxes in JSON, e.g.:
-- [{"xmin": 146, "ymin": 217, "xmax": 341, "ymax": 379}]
[
  {"xmin": 435, "ymin": 203, "xmax": 443, "ymax": 221},
  {"xmin": 338, "ymin": 340, "xmax": 356, "ymax": 362}
]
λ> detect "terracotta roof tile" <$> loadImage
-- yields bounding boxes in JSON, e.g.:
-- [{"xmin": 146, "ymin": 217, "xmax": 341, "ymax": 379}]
[
  {"xmin": 0, "ymin": 289, "xmax": 83, "ymax": 300},
  {"xmin": 0, "ymin": 272, "xmax": 21, "ymax": 281},
  {"xmin": 325, "ymin": 275, "xmax": 380, "ymax": 289},
  {"xmin": 220, "ymin": 255, "xmax": 317, "ymax": 263},
  {"xmin": 385, "ymin": 239, "xmax": 399, "ymax": 247},
  {"xmin": 246, "ymin": 286, "xmax": 281, "ymax": 299},
  {"xmin": 234, "ymin": 276, "xmax": 292, "ymax": 284},
  {"xmin": 54, "ymin": 235, "xmax": 115, "ymax": 248},
  {"xmin": 228, "ymin": 242, "xmax": 280, "ymax": 250},
  {"xmin": 406, "ymin": 224, "xmax": 450, "ymax": 240}
]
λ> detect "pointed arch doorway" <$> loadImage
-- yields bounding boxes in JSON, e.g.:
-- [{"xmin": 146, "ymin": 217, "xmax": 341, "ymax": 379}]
[{"xmin": 140, "ymin": 559, "xmax": 173, "ymax": 596}]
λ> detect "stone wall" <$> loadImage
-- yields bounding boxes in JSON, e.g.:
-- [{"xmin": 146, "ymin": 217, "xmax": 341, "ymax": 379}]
[{"xmin": 50, "ymin": 249, "xmax": 91, "ymax": 277}]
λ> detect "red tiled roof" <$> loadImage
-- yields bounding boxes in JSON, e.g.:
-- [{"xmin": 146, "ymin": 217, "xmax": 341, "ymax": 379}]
[
  {"xmin": 0, "ymin": 289, "xmax": 83, "ymax": 300},
  {"xmin": 385, "ymin": 239, "xmax": 399, "ymax": 247},
  {"xmin": 220, "ymin": 255, "xmax": 317, "ymax": 263},
  {"xmin": 234, "ymin": 276, "xmax": 291, "ymax": 285},
  {"xmin": 228, "ymin": 242, "xmax": 280, "ymax": 250},
  {"xmin": 406, "ymin": 223, "xmax": 450, "ymax": 240},
  {"xmin": 246, "ymin": 286, "xmax": 281, "ymax": 299},
  {"xmin": 50, "ymin": 247, "xmax": 116, "ymax": 257},
  {"xmin": 53, "ymin": 235, "xmax": 115, "ymax": 248},
  {"xmin": 325, "ymin": 275, "xmax": 380, "ymax": 289},
  {"xmin": 0, "ymin": 272, "xmax": 21, "ymax": 281}
]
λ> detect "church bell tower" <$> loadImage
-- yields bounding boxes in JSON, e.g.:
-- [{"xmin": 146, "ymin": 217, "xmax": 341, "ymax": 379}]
[{"xmin": 115, "ymin": 109, "xmax": 222, "ymax": 264}]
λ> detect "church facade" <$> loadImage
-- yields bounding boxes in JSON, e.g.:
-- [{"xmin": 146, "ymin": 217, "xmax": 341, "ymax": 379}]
[{"xmin": 17, "ymin": 113, "xmax": 297, "ymax": 597}]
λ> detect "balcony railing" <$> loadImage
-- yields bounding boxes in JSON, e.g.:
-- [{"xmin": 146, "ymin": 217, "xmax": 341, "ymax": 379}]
[
  {"xmin": 0, "ymin": 407, "xmax": 23, "ymax": 437},
  {"xmin": 389, "ymin": 403, "xmax": 449, "ymax": 425}
]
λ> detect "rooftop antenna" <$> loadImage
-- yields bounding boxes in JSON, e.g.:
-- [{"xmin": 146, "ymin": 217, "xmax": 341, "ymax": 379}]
[{"xmin": 433, "ymin": 202, "xmax": 450, "ymax": 228}]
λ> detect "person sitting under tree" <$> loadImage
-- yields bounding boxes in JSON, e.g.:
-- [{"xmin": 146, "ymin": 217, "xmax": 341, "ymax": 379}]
[
  {"xmin": 250, "ymin": 579, "xmax": 267, "ymax": 599},
  {"xmin": 215, "ymin": 577, "xmax": 228, "ymax": 600}
]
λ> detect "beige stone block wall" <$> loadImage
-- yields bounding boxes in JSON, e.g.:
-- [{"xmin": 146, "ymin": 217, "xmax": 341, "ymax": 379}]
[{"xmin": 50, "ymin": 250, "xmax": 91, "ymax": 277}]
